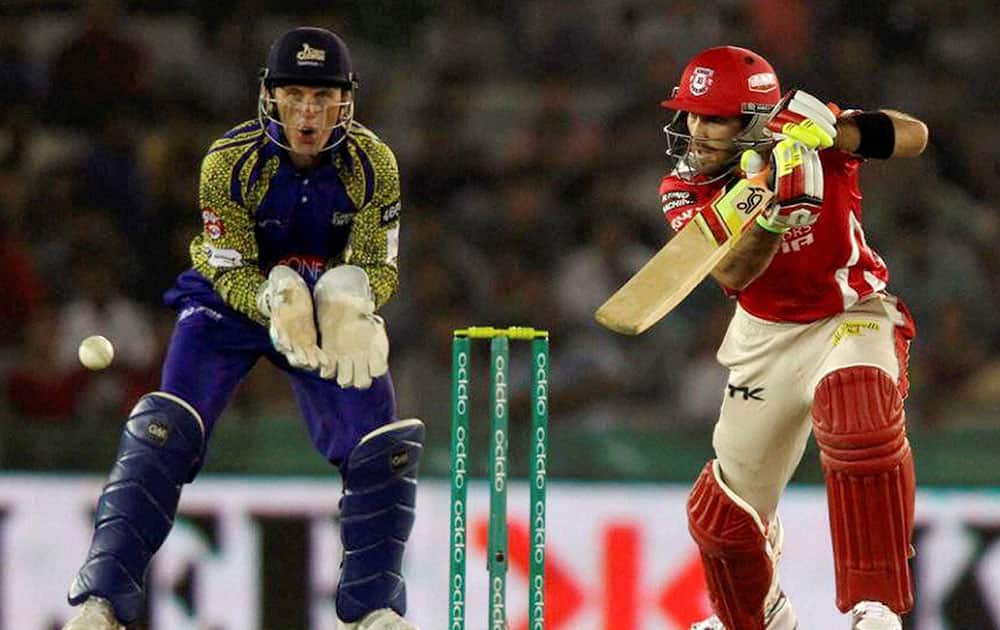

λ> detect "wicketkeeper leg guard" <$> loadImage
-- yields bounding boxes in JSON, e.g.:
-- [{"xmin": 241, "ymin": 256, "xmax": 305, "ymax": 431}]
[
  {"xmin": 813, "ymin": 367, "xmax": 915, "ymax": 614},
  {"xmin": 336, "ymin": 418, "xmax": 424, "ymax": 623},
  {"xmin": 688, "ymin": 460, "xmax": 794, "ymax": 630},
  {"xmin": 68, "ymin": 393, "xmax": 205, "ymax": 623}
]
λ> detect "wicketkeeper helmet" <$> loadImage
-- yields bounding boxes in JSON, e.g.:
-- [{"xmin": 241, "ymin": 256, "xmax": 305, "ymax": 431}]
[{"xmin": 262, "ymin": 26, "xmax": 358, "ymax": 90}]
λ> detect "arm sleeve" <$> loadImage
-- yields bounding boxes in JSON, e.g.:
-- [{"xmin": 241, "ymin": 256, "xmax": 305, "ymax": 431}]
[
  {"xmin": 190, "ymin": 147, "xmax": 268, "ymax": 324},
  {"xmin": 345, "ymin": 142, "xmax": 401, "ymax": 310}
]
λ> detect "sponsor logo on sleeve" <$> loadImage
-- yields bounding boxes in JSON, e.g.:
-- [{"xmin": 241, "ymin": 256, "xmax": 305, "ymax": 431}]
[
  {"xmin": 669, "ymin": 209, "xmax": 696, "ymax": 231},
  {"xmin": 380, "ymin": 199, "xmax": 401, "ymax": 225},
  {"xmin": 202, "ymin": 208, "xmax": 226, "ymax": 239},
  {"xmin": 661, "ymin": 190, "xmax": 696, "ymax": 214},
  {"xmin": 205, "ymin": 245, "xmax": 243, "ymax": 269}
]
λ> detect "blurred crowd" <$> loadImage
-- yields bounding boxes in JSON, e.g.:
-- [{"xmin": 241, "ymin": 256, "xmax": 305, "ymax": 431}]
[{"xmin": 0, "ymin": 0, "xmax": 996, "ymax": 473}]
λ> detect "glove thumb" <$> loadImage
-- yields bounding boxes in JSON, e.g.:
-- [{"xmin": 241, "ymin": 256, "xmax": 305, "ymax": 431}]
[{"xmin": 740, "ymin": 150, "xmax": 766, "ymax": 178}]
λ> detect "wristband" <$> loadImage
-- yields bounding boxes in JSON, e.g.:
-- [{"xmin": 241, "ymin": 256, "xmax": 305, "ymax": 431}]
[
  {"xmin": 755, "ymin": 215, "xmax": 787, "ymax": 234},
  {"xmin": 852, "ymin": 111, "xmax": 895, "ymax": 159}
]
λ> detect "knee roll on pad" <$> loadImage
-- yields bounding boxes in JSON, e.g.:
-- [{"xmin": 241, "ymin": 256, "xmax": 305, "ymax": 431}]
[
  {"xmin": 336, "ymin": 418, "xmax": 424, "ymax": 623},
  {"xmin": 813, "ymin": 367, "xmax": 915, "ymax": 614},
  {"xmin": 68, "ymin": 393, "xmax": 205, "ymax": 623},
  {"xmin": 688, "ymin": 460, "xmax": 776, "ymax": 630}
]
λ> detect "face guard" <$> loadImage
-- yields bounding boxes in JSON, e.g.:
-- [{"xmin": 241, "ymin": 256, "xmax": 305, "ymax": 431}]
[
  {"xmin": 257, "ymin": 84, "xmax": 355, "ymax": 153},
  {"xmin": 663, "ymin": 106, "xmax": 775, "ymax": 183}
]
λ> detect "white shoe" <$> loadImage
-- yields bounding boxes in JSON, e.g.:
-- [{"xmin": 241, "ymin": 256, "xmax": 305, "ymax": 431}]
[
  {"xmin": 62, "ymin": 597, "xmax": 125, "ymax": 630},
  {"xmin": 338, "ymin": 608, "xmax": 419, "ymax": 630},
  {"xmin": 689, "ymin": 591, "xmax": 797, "ymax": 630},
  {"xmin": 852, "ymin": 601, "xmax": 902, "ymax": 630}
]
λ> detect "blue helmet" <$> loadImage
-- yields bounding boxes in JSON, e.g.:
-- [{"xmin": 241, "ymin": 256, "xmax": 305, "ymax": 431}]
[{"xmin": 262, "ymin": 27, "xmax": 358, "ymax": 90}]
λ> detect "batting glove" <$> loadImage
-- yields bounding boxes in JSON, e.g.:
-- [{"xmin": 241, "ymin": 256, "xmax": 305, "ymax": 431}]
[
  {"xmin": 752, "ymin": 138, "xmax": 824, "ymax": 233},
  {"xmin": 257, "ymin": 265, "xmax": 329, "ymax": 372},
  {"xmin": 766, "ymin": 90, "xmax": 838, "ymax": 150}
]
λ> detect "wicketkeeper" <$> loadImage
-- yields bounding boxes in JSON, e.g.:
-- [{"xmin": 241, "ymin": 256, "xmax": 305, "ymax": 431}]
[{"xmin": 62, "ymin": 27, "xmax": 423, "ymax": 630}]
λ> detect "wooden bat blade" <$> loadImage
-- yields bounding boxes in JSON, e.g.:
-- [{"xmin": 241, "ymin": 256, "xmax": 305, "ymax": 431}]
[{"xmin": 595, "ymin": 180, "xmax": 772, "ymax": 335}]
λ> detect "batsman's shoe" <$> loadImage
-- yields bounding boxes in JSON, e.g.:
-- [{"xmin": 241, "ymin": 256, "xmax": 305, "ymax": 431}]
[
  {"xmin": 337, "ymin": 607, "xmax": 419, "ymax": 630},
  {"xmin": 62, "ymin": 597, "xmax": 125, "ymax": 630},
  {"xmin": 852, "ymin": 601, "xmax": 902, "ymax": 630},
  {"xmin": 690, "ymin": 591, "xmax": 797, "ymax": 630}
]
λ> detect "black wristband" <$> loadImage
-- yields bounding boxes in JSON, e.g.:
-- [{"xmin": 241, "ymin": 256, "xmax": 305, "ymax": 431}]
[{"xmin": 852, "ymin": 111, "xmax": 895, "ymax": 159}]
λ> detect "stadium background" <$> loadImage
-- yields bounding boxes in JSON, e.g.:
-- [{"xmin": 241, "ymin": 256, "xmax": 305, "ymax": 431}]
[{"xmin": 0, "ymin": 1, "xmax": 996, "ymax": 628}]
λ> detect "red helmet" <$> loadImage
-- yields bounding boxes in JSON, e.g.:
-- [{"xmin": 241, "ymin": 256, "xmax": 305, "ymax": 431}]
[{"xmin": 661, "ymin": 46, "xmax": 781, "ymax": 117}]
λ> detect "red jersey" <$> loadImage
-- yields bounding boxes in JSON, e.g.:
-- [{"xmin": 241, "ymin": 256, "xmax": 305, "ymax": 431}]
[{"xmin": 659, "ymin": 150, "xmax": 889, "ymax": 323}]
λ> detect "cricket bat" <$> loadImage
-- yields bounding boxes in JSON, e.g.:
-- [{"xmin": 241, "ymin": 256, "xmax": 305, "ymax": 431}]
[{"xmin": 595, "ymin": 174, "xmax": 773, "ymax": 335}]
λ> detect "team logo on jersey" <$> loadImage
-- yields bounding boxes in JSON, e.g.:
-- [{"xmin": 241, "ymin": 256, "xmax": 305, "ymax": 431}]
[
  {"xmin": 380, "ymin": 199, "xmax": 401, "ymax": 225},
  {"xmin": 202, "ymin": 208, "xmax": 225, "ymax": 239},
  {"xmin": 296, "ymin": 43, "xmax": 326, "ymax": 66},
  {"xmin": 747, "ymin": 72, "xmax": 778, "ymax": 93},
  {"xmin": 689, "ymin": 67, "xmax": 714, "ymax": 96}
]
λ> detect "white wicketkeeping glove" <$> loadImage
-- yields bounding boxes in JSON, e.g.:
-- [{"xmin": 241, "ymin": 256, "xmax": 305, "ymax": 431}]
[
  {"xmin": 257, "ymin": 265, "xmax": 328, "ymax": 372},
  {"xmin": 314, "ymin": 265, "xmax": 389, "ymax": 390}
]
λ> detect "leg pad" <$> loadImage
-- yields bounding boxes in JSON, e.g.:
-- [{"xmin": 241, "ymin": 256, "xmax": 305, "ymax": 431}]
[
  {"xmin": 68, "ymin": 393, "xmax": 204, "ymax": 623},
  {"xmin": 688, "ymin": 460, "xmax": 775, "ymax": 630},
  {"xmin": 813, "ymin": 367, "xmax": 915, "ymax": 613},
  {"xmin": 336, "ymin": 419, "xmax": 424, "ymax": 623}
]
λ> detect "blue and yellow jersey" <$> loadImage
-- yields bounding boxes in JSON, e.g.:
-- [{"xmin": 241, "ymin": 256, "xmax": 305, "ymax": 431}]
[{"xmin": 166, "ymin": 119, "xmax": 401, "ymax": 325}]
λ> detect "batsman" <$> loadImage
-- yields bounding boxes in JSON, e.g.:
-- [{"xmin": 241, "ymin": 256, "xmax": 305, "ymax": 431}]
[
  {"xmin": 62, "ymin": 27, "xmax": 423, "ymax": 630},
  {"xmin": 657, "ymin": 46, "xmax": 928, "ymax": 629}
]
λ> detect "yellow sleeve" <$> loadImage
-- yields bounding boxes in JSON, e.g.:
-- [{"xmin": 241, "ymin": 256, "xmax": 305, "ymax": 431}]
[
  {"xmin": 189, "ymin": 141, "xmax": 270, "ymax": 324},
  {"xmin": 344, "ymin": 133, "xmax": 401, "ymax": 310}
]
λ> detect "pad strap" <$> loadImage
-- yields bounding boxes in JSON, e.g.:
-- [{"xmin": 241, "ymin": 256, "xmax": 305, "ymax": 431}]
[{"xmin": 813, "ymin": 367, "xmax": 915, "ymax": 613}]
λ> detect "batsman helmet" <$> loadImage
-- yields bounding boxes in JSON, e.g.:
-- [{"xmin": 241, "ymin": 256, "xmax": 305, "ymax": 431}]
[
  {"xmin": 262, "ymin": 26, "xmax": 358, "ymax": 90},
  {"xmin": 661, "ymin": 46, "xmax": 781, "ymax": 181}
]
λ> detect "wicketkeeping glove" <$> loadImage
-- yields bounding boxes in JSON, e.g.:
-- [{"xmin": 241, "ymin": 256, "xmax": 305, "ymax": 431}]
[
  {"xmin": 766, "ymin": 89, "xmax": 838, "ymax": 150},
  {"xmin": 314, "ymin": 265, "xmax": 389, "ymax": 390},
  {"xmin": 257, "ymin": 265, "xmax": 329, "ymax": 372},
  {"xmin": 744, "ymin": 138, "xmax": 824, "ymax": 233}
]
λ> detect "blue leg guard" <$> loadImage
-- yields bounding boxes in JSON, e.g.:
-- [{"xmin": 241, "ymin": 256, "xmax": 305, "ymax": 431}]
[
  {"xmin": 336, "ymin": 418, "xmax": 424, "ymax": 623},
  {"xmin": 68, "ymin": 392, "xmax": 205, "ymax": 623}
]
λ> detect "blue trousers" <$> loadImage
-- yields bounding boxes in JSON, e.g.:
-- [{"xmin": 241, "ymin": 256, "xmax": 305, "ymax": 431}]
[{"xmin": 162, "ymin": 301, "xmax": 397, "ymax": 469}]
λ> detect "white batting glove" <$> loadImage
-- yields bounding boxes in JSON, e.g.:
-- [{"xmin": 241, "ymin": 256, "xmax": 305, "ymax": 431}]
[
  {"xmin": 257, "ymin": 265, "xmax": 328, "ymax": 372},
  {"xmin": 766, "ymin": 89, "xmax": 838, "ymax": 150},
  {"xmin": 314, "ymin": 265, "xmax": 389, "ymax": 390}
]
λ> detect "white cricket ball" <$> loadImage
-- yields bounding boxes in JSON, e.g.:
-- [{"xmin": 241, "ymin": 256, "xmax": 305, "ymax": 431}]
[{"xmin": 78, "ymin": 335, "xmax": 115, "ymax": 370}]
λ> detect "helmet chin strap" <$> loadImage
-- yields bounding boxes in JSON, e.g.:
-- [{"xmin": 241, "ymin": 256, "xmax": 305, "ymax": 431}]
[{"xmin": 257, "ymin": 83, "xmax": 354, "ymax": 153}]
